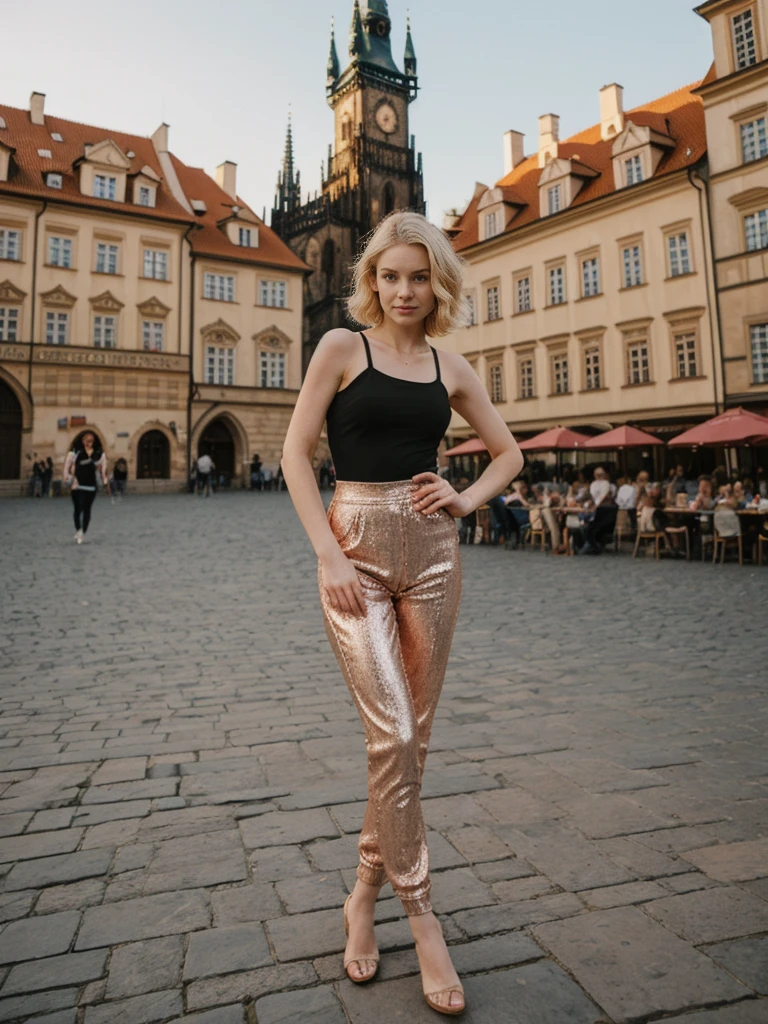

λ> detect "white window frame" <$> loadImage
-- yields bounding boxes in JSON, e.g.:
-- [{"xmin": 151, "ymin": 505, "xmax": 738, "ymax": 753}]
[
  {"xmin": 143, "ymin": 248, "xmax": 169, "ymax": 281},
  {"xmin": 548, "ymin": 185, "xmax": 562, "ymax": 215},
  {"xmin": 745, "ymin": 209, "xmax": 768, "ymax": 252},
  {"xmin": 674, "ymin": 332, "xmax": 698, "ymax": 379},
  {"xmin": 486, "ymin": 284, "xmax": 500, "ymax": 321},
  {"xmin": 741, "ymin": 117, "xmax": 767, "ymax": 163},
  {"xmin": 751, "ymin": 323, "xmax": 768, "ymax": 383},
  {"xmin": 484, "ymin": 210, "xmax": 499, "ymax": 239},
  {"xmin": 627, "ymin": 340, "xmax": 651, "ymax": 385},
  {"xmin": 259, "ymin": 350, "xmax": 286, "ymax": 389},
  {"xmin": 584, "ymin": 345, "xmax": 601, "ymax": 390},
  {"xmin": 0, "ymin": 228, "xmax": 21, "ymax": 261},
  {"xmin": 93, "ymin": 314, "xmax": 117, "ymax": 349},
  {"xmin": 622, "ymin": 244, "xmax": 643, "ymax": 288},
  {"xmin": 203, "ymin": 272, "xmax": 235, "ymax": 302},
  {"xmin": 239, "ymin": 227, "xmax": 252, "ymax": 247},
  {"xmin": 548, "ymin": 265, "xmax": 566, "ymax": 306},
  {"xmin": 93, "ymin": 174, "xmax": 117, "ymax": 200},
  {"xmin": 488, "ymin": 362, "xmax": 504, "ymax": 403},
  {"xmin": 668, "ymin": 232, "xmax": 691, "ymax": 277},
  {"xmin": 581, "ymin": 256, "xmax": 600, "ymax": 298},
  {"xmin": 515, "ymin": 275, "xmax": 532, "ymax": 313},
  {"xmin": 518, "ymin": 357, "xmax": 535, "ymax": 399},
  {"xmin": 0, "ymin": 305, "xmax": 20, "ymax": 341},
  {"xmin": 625, "ymin": 154, "xmax": 644, "ymax": 185},
  {"xmin": 96, "ymin": 242, "xmax": 119, "ymax": 275},
  {"xmin": 137, "ymin": 186, "xmax": 153, "ymax": 207},
  {"xmin": 142, "ymin": 320, "xmax": 165, "ymax": 352},
  {"xmin": 48, "ymin": 235, "xmax": 73, "ymax": 268},
  {"xmin": 45, "ymin": 310, "xmax": 69, "ymax": 346},
  {"xmin": 258, "ymin": 279, "xmax": 287, "ymax": 308},
  {"xmin": 205, "ymin": 344, "xmax": 235, "ymax": 385},
  {"xmin": 551, "ymin": 352, "xmax": 569, "ymax": 395},
  {"xmin": 732, "ymin": 8, "xmax": 757, "ymax": 70}
]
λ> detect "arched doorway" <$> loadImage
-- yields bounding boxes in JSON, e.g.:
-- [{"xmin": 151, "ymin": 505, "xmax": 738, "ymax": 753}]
[
  {"xmin": 199, "ymin": 418, "xmax": 235, "ymax": 481},
  {"xmin": 0, "ymin": 379, "xmax": 22, "ymax": 479},
  {"xmin": 137, "ymin": 430, "xmax": 170, "ymax": 479}
]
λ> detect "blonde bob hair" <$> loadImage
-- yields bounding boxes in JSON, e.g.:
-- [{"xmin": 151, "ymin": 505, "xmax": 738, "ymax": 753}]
[{"xmin": 347, "ymin": 211, "xmax": 466, "ymax": 338}]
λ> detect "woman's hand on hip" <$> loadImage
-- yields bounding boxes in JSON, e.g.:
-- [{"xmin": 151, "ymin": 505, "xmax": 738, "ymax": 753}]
[
  {"xmin": 319, "ymin": 548, "xmax": 367, "ymax": 617},
  {"xmin": 411, "ymin": 472, "xmax": 470, "ymax": 518}
]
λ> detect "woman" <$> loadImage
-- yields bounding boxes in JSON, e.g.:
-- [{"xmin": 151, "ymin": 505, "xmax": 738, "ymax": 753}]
[
  {"xmin": 63, "ymin": 432, "xmax": 108, "ymax": 543},
  {"xmin": 281, "ymin": 212, "xmax": 522, "ymax": 1016}
]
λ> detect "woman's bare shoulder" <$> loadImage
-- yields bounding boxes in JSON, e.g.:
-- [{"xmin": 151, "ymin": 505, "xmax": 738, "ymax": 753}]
[{"xmin": 315, "ymin": 327, "xmax": 362, "ymax": 357}]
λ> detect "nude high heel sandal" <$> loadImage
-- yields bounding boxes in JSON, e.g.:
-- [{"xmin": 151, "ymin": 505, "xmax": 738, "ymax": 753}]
[
  {"xmin": 343, "ymin": 893, "xmax": 379, "ymax": 983},
  {"xmin": 424, "ymin": 985, "xmax": 466, "ymax": 1016}
]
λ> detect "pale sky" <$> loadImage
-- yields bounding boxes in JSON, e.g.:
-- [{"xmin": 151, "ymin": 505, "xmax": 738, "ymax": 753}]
[{"xmin": 3, "ymin": 1, "xmax": 713, "ymax": 226}]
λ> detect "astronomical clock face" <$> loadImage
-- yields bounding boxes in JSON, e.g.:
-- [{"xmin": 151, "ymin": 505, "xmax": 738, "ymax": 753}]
[{"xmin": 375, "ymin": 102, "xmax": 398, "ymax": 135}]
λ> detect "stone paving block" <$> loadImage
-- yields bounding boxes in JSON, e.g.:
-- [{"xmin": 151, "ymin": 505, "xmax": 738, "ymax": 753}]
[
  {"xmin": 706, "ymin": 936, "xmax": 768, "ymax": 995},
  {"xmin": 18, "ymin": 1011, "xmax": 77, "ymax": 1024},
  {"xmin": 577, "ymin": 879, "xmax": 668, "ymax": 909},
  {"xmin": 211, "ymin": 883, "xmax": 283, "ymax": 925},
  {"xmin": 443, "ymin": 824, "xmax": 515, "ymax": 865},
  {"xmin": 427, "ymin": 831, "xmax": 470, "ymax": 870},
  {"xmin": 27, "ymin": 808, "xmax": 76, "ymax": 832},
  {"xmin": 76, "ymin": 890, "xmax": 209, "ymax": 949},
  {"xmin": 452, "ymin": 893, "xmax": 585, "ymax": 937},
  {"xmin": 306, "ymin": 833, "xmax": 361, "ymax": 871},
  {"xmin": 183, "ymin": 923, "xmax": 273, "ymax": 980},
  {"xmin": 658, "ymin": 1001, "xmax": 768, "ymax": 1023},
  {"xmin": 185, "ymin": 962, "xmax": 317, "ymax": 1012},
  {"xmin": 105, "ymin": 935, "xmax": 185, "ymax": 999},
  {"xmin": 275, "ymin": 870, "xmax": 348, "ymax": 914},
  {"xmin": 0, "ymin": 890, "xmax": 36, "ymax": 922},
  {"xmin": 4, "ymin": 848, "xmax": 113, "ymax": 890},
  {"xmin": 658, "ymin": 871, "xmax": 721, "ymax": 895},
  {"xmin": 35, "ymin": 878, "xmax": 107, "ymax": 915},
  {"xmin": 533, "ymin": 905, "xmax": 750, "ymax": 1023},
  {"xmin": 0, "ymin": 910, "xmax": 80, "ymax": 964},
  {"xmin": 255, "ymin": 984, "xmax": 346, "ymax": 1024},
  {"xmin": 80, "ymin": 817, "xmax": 145, "ymax": 850},
  {"xmin": 0, "ymin": 990, "xmax": 78, "ymax": 1020},
  {"xmin": 594, "ymin": 835, "xmax": 692, "ymax": 879},
  {"xmin": 165, "ymin": 1008, "xmax": 246, "ymax": 1024},
  {"xmin": 429, "ymin": 867, "xmax": 496, "ymax": 913},
  {"xmin": 491, "ymin": 874, "xmax": 559, "ymax": 903},
  {"xmin": 681, "ymin": 837, "xmax": 768, "ymax": 882},
  {"xmin": 535, "ymin": 752, "xmax": 668, "ymax": 793},
  {"xmin": 73, "ymin": 801, "xmax": 153, "ymax": 826},
  {"xmin": 420, "ymin": 794, "xmax": 495, "ymax": 831},
  {"xmin": 0, "ymin": 811, "xmax": 34, "ymax": 837},
  {"xmin": 81, "ymin": 778, "xmax": 178, "ymax": 804},
  {"xmin": 631, "ymin": 824, "xmax": 722, "ymax": 853},
  {"xmin": 154, "ymin": 796, "xmax": 186, "ymax": 810},
  {"xmin": 2, "ymin": 950, "xmax": 107, "ymax": 995},
  {"xmin": 553, "ymin": 792, "xmax": 677, "ymax": 839},
  {"xmin": 473, "ymin": 857, "xmax": 536, "ymax": 883},
  {"xmin": 83, "ymin": 988, "xmax": 182, "ymax": 1024},
  {"xmin": 239, "ymin": 808, "xmax": 339, "ymax": 849},
  {"xmin": 137, "ymin": 805, "xmax": 236, "ymax": 842},
  {"xmin": 113, "ymin": 844, "xmax": 154, "ymax": 873},
  {"xmin": 90, "ymin": 757, "xmax": 148, "ymax": 786},
  {"xmin": 643, "ymin": 886, "xmax": 768, "ymax": 944},
  {"xmin": 267, "ymin": 906, "xmax": 347, "ymax": 962},
  {"xmin": 142, "ymin": 830, "xmax": 247, "ymax": 894},
  {"xmin": 0, "ymin": 828, "xmax": 82, "ymax": 863}
]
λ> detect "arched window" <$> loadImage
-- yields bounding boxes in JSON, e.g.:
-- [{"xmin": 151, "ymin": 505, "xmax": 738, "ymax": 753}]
[
  {"xmin": 341, "ymin": 116, "xmax": 352, "ymax": 143},
  {"xmin": 137, "ymin": 430, "xmax": 170, "ymax": 479},
  {"xmin": 382, "ymin": 182, "xmax": 396, "ymax": 216},
  {"xmin": 0, "ymin": 378, "xmax": 22, "ymax": 480}
]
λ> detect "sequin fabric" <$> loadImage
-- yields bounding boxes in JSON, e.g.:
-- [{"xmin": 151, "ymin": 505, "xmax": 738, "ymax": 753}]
[{"xmin": 318, "ymin": 479, "xmax": 462, "ymax": 916}]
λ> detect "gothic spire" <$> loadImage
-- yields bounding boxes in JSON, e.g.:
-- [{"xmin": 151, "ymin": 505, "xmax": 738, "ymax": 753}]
[
  {"xmin": 327, "ymin": 17, "xmax": 340, "ymax": 84},
  {"xmin": 404, "ymin": 11, "xmax": 417, "ymax": 77},
  {"xmin": 273, "ymin": 110, "xmax": 301, "ymax": 215},
  {"xmin": 349, "ymin": 0, "xmax": 365, "ymax": 59}
]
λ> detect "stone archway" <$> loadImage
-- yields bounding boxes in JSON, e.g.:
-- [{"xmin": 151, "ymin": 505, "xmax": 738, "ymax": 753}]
[
  {"xmin": 137, "ymin": 429, "xmax": 170, "ymax": 479},
  {"xmin": 0, "ymin": 378, "xmax": 22, "ymax": 480},
  {"xmin": 198, "ymin": 418, "xmax": 236, "ymax": 481}
]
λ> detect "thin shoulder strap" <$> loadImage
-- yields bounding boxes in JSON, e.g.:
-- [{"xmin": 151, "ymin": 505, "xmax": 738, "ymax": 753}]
[
  {"xmin": 430, "ymin": 345, "xmax": 442, "ymax": 382},
  {"xmin": 359, "ymin": 332, "xmax": 373, "ymax": 369}
]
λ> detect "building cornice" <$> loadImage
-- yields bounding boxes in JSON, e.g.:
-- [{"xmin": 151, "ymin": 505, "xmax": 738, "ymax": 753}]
[{"xmin": 692, "ymin": 58, "xmax": 768, "ymax": 100}]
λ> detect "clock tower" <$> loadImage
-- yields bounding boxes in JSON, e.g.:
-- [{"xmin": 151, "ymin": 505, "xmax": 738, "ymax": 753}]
[{"xmin": 272, "ymin": 1, "xmax": 425, "ymax": 371}]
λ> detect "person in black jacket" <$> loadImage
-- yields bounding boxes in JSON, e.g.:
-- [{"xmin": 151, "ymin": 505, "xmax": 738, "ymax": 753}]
[{"xmin": 63, "ymin": 433, "xmax": 109, "ymax": 543}]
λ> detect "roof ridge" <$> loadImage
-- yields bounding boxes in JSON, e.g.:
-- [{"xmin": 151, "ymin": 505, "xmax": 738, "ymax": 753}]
[{"xmin": 0, "ymin": 101, "xmax": 155, "ymax": 144}]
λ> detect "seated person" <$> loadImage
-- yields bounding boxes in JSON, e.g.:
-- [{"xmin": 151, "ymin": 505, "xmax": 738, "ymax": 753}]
[
  {"xmin": 732, "ymin": 480, "xmax": 748, "ymax": 509},
  {"xmin": 616, "ymin": 475, "xmax": 637, "ymax": 529},
  {"xmin": 504, "ymin": 479, "xmax": 532, "ymax": 508},
  {"xmin": 689, "ymin": 476, "xmax": 715, "ymax": 511}
]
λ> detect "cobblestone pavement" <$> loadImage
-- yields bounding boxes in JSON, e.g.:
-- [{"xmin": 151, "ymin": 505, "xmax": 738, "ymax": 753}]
[{"xmin": 1, "ymin": 491, "xmax": 767, "ymax": 1024}]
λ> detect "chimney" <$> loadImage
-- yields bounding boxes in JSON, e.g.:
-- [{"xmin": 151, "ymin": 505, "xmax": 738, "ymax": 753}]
[
  {"xmin": 216, "ymin": 161, "xmax": 237, "ymax": 200},
  {"xmin": 503, "ymin": 131, "xmax": 525, "ymax": 176},
  {"xmin": 538, "ymin": 114, "xmax": 560, "ymax": 168},
  {"xmin": 151, "ymin": 123, "xmax": 169, "ymax": 154},
  {"xmin": 600, "ymin": 83, "xmax": 624, "ymax": 141},
  {"xmin": 29, "ymin": 92, "xmax": 45, "ymax": 126}
]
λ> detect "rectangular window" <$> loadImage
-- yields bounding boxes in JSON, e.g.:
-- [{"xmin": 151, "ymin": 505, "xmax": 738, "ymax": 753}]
[
  {"xmin": 584, "ymin": 345, "xmax": 601, "ymax": 390},
  {"xmin": 205, "ymin": 345, "xmax": 235, "ymax": 385},
  {"xmin": 0, "ymin": 306, "xmax": 19, "ymax": 341},
  {"xmin": 463, "ymin": 292, "xmax": 476, "ymax": 326},
  {"xmin": 45, "ymin": 310, "xmax": 68, "ymax": 345},
  {"xmin": 93, "ymin": 315, "xmax": 117, "ymax": 349},
  {"xmin": 548, "ymin": 185, "xmax": 562, "ymax": 215},
  {"xmin": 204, "ymin": 272, "xmax": 235, "ymax": 302},
  {"xmin": 488, "ymin": 362, "xmax": 504, "ymax": 403},
  {"xmin": 623, "ymin": 244, "xmax": 643, "ymax": 287},
  {"xmin": 96, "ymin": 242, "xmax": 119, "ymax": 275},
  {"xmin": 93, "ymin": 174, "xmax": 117, "ymax": 200},
  {"xmin": 751, "ymin": 323, "xmax": 768, "ymax": 383},
  {"xmin": 138, "ymin": 186, "xmax": 152, "ymax": 207},
  {"xmin": 627, "ymin": 341, "xmax": 651, "ymax": 384},
  {"xmin": 239, "ymin": 227, "xmax": 252, "ymax": 247},
  {"xmin": 47, "ymin": 236, "xmax": 72, "ymax": 268},
  {"xmin": 675, "ymin": 332, "xmax": 698, "ymax": 378},
  {"xmin": 745, "ymin": 209, "xmax": 768, "ymax": 251},
  {"xmin": 581, "ymin": 257, "xmax": 600, "ymax": 298},
  {"xmin": 519, "ymin": 358, "xmax": 534, "ymax": 399},
  {"xmin": 626, "ymin": 154, "xmax": 644, "ymax": 185},
  {"xmin": 732, "ymin": 8, "xmax": 757, "ymax": 69},
  {"xmin": 142, "ymin": 321, "xmax": 164, "ymax": 352},
  {"xmin": 486, "ymin": 285, "xmax": 500, "ymax": 321},
  {"xmin": 484, "ymin": 211, "xmax": 500, "ymax": 239},
  {"xmin": 668, "ymin": 232, "xmax": 691, "ymax": 277},
  {"xmin": 258, "ymin": 279, "xmax": 287, "ymax": 308},
  {"xmin": 0, "ymin": 228, "xmax": 21, "ymax": 261},
  {"xmin": 515, "ymin": 276, "xmax": 531, "ymax": 313},
  {"xmin": 143, "ymin": 249, "xmax": 169, "ymax": 280},
  {"xmin": 549, "ymin": 266, "xmax": 566, "ymax": 305},
  {"xmin": 552, "ymin": 353, "xmax": 569, "ymax": 394},
  {"xmin": 741, "ymin": 117, "xmax": 767, "ymax": 162},
  {"xmin": 259, "ymin": 350, "xmax": 286, "ymax": 389}
]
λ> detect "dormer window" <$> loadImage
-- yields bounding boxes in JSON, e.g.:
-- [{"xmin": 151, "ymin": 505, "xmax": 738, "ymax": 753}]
[
  {"xmin": 611, "ymin": 121, "xmax": 674, "ymax": 190},
  {"xmin": 93, "ymin": 174, "xmax": 117, "ymax": 200},
  {"xmin": 239, "ymin": 227, "xmax": 252, "ymax": 247},
  {"xmin": 732, "ymin": 8, "xmax": 757, "ymax": 69},
  {"xmin": 548, "ymin": 185, "xmax": 562, "ymax": 215},
  {"xmin": 626, "ymin": 154, "xmax": 644, "ymax": 185},
  {"xmin": 484, "ymin": 211, "xmax": 500, "ymax": 238},
  {"xmin": 46, "ymin": 173, "xmax": 63, "ymax": 189},
  {"xmin": 37, "ymin": 149, "xmax": 52, "ymax": 160},
  {"xmin": 137, "ymin": 186, "xmax": 154, "ymax": 208},
  {"xmin": 51, "ymin": 132, "xmax": 63, "ymax": 143}
]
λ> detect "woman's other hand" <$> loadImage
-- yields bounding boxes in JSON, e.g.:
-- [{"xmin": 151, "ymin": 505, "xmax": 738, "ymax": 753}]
[{"xmin": 410, "ymin": 472, "xmax": 470, "ymax": 518}]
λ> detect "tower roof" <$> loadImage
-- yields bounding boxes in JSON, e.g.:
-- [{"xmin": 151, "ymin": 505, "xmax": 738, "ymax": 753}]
[{"xmin": 346, "ymin": 0, "xmax": 400, "ymax": 76}]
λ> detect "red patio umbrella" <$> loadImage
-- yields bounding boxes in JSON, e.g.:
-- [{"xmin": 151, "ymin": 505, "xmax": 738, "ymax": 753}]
[
  {"xmin": 518, "ymin": 427, "xmax": 591, "ymax": 451},
  {"xmin": 668, "ymin": 407, "xmax": 768, "ymax": 447},
  {"xmin": 582, "ymin": 425, "xmax": 664, "ymax": 450},
  {"xmin": 444, "ymin": 437, "xmax": 487, "ymax": 456}
]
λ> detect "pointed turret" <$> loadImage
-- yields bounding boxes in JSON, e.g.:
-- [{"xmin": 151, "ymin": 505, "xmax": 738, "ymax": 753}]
[
  {"xmin": 273, "ymin": 111, "xmax": 301, "ymax": 215},
  {"xmin": 404, "ymin": 12, "xmax": 417, "ymax": 77},
  {"xmin": 327, "ymin": 18, "xmax": 340, "ymax": 85},
  {"xmin": 349, "ymin": 0, "xmax": 365, "ymax": 59}
]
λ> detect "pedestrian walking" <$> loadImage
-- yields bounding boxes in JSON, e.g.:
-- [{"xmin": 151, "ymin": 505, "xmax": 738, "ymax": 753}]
[
  {"xmin": 63, "ymin": 432, "xmax": 109, "ymax": 544},
  {"xmin": 281, "ymin": 211, "xmax": 523, "ymax": 1016},
  {"xmin": 41, "ymin": 457, "xmax": 53, "ymax": 497},
  {"xmin": 196, "ymin": 452, "xmax": 214, "ymax": 496},
  {"xmin": 112, "ymin": 458, "xmax": 128, "ymax": 500}
]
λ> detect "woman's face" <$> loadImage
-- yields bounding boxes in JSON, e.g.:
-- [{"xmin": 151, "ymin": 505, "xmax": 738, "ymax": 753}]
[
  {"xmin": 371, "ymin": 244, "xmax": 435, "ymax": 326},
  {"xmin": 83, "ymin": 433, "xmax": 94, "ymax": 447},
  {"xmin": 734, "ymin": 482, "xmax": 744, "ymax": 498}
]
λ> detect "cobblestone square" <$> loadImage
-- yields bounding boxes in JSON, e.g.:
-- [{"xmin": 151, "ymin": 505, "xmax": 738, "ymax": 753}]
[{"xmin": 1, "ymin": 492, "xmax": 766, "ymax": 1023}]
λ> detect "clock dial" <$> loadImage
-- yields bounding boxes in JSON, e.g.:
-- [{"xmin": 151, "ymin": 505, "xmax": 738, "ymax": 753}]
[{"xmin": 375, "ymin": 102, "xmax": 398, "ymax": 135}]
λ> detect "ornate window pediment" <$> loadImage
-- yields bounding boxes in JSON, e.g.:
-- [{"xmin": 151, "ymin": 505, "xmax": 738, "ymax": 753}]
[
  {"xmin": 89, "ymin": 290, "xmax": 125, "ymax": 314},
  {"xmin": 0, "ymin": 279, "xmax": 26, "ymax": 303},
  {"xmin": 611, "ymin": 120, "xmax": 674, "ymax": 189},
  {"xmin": 137, "ymin": 296, "xmax": 171, "ymax": 319},
  {"xmin": 40, "ymin": 284, "xmax": 76, "ymax": 308},
  {"xmin": 728, "ymin": 186, "xmax": 768, "ymax": 212},
  {"xmin": 81, "ymin": 139, "xmax": 132, "ymax": 170},
  {"xmin": 253, "ymin": 325, "xmax": 294, "ymax": 351},
  {"xmin": 477, "ymin": 186, "xmax": 525, "ymax": 241},
  {"xmin": 201, "ymin": 318, "xmax": 240, "ymax": 346}
]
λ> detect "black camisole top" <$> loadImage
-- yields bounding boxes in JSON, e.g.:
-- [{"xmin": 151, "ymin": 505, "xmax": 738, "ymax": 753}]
[{"xmin": 325, "ymin": 332, "xmax": 452, "ymax": 482}]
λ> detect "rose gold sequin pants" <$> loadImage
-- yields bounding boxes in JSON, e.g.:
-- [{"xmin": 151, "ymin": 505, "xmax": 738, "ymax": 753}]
[{"xmin": 318, "ymin": 480, "xmax": 462, "ymax": 917}]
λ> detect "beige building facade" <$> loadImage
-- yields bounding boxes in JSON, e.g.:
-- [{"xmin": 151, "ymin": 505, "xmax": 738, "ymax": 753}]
[{"xmin": 0, "ymin": 94, "xmax": 306, "ymax": 489}]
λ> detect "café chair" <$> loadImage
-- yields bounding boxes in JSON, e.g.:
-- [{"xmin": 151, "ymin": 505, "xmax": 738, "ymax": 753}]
[
  {"xmin": 613, "ymin": 509, "xmax": 635, "ymax": 552},
  {"xmin": 527, "ymin": 507, "xmax": 548, "ymax": 552},
  {"xmin": 664, "ymin": 522, "xmax": 691, "ymax": 560},
  {"xmin": 712, "ymin": 507, "xmax": 742, "ymax": 565},
  {"xmin": 632, "ymin": 506, "xmax": 668, "ymax": 560}
]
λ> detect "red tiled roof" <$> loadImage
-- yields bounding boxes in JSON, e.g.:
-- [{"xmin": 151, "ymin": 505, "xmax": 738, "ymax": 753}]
[
  {"xmin": 0, "ymin": 103, "xmax": 193, "ymax": 223},
  {"xmin": 170, "ymin": 156, "xmax": 307, "ymax": 272},
  {"xmin": 451, "ymin": 82, "xmax": 706, "ymax": 253}
]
